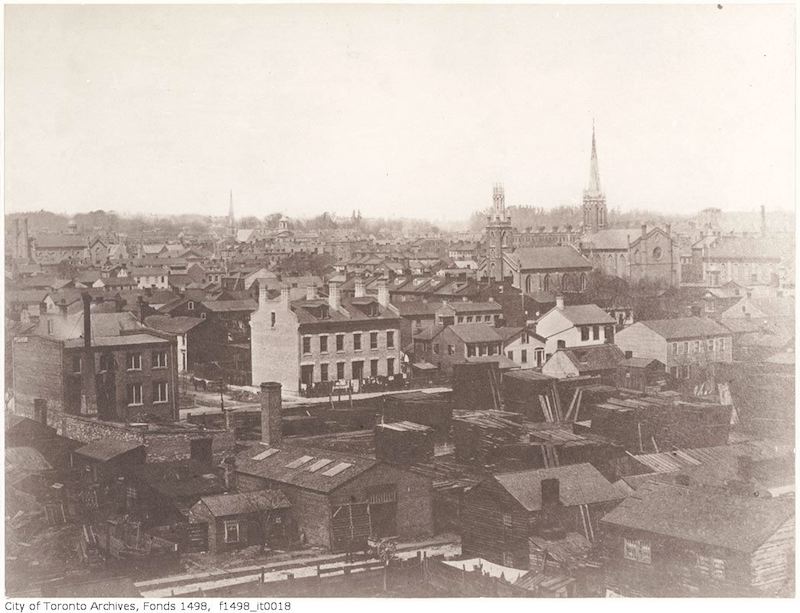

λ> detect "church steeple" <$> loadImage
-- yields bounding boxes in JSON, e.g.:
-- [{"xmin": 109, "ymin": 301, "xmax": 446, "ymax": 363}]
[
  {"xmin": 587, "ymin": 121, "xmax": 601, "ymax": 195},
  {"xmin": 582, "ymin": 122, "xmax": 607, "ymax": 233},
  {"xmin": 227, "ymin": 190, "xmax": 235, "ymax": 235}
]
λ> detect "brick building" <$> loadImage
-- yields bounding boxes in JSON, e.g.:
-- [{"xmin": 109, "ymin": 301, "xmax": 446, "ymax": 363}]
[{"xmin": 250, "ymin": 281, "xmax": 402, "ymax": 393}]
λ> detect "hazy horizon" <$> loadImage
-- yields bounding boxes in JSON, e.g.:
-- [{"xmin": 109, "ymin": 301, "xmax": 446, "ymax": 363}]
[{"xmin": 5, "ymin": 4, "xmax": 795, "ymax": 221}]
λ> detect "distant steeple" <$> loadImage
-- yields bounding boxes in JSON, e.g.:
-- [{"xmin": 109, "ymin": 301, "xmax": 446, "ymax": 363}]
[
  {"xmin": 228, "ymin": 190, "xmax": 235, "ymax": 227},
  {"xmin": 587, "ymin": 121, "xmax": 602, "ymax": 195}
]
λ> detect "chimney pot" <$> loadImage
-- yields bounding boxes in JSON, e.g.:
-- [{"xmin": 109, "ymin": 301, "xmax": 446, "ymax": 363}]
[{"xmin": 328, "ymin": 281, "xmax": 341, "ymax": 311}]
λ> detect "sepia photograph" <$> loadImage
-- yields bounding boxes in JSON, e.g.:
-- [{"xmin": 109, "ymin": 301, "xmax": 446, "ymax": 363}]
[{"xmin": 2, "ymin": 1, "xmax": 796, "ymax": 600}]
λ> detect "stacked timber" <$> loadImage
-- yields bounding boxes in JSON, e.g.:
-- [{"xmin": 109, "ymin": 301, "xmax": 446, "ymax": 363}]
[
  {"xmin": 374, "ymin": 421, "xmax": 435, "ymax": 464},
  {"xmin": 453, "ymin": 410, "xmax": 524, "ymax": 465},
  {"xmin": 452, "ymin": 363, "xmax": 503, "ymax": 411},
  {"xmin": 381, "ymin": 392, "xmax": 453, "ymax": 441}
]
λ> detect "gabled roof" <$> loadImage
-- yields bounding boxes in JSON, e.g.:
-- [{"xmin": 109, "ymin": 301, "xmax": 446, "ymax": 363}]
[
  {"xmin": 581, "ymin": 228, "xmax": 637, "ymax": 251},
  {"xmin": 493, "ymin": 463, "xmax": 624, "ymax": 511},
  {"xmin": 447, "ymin": 323, "xmax": 503, "ymax": 344},
  {"xmin": 514, "ymin": 246, "xmax": 592, "ymax": 271},
  {"xmin": 640, "ymin": 316, "xmax": 730, "ymax": 340},
  {"xmin": 556, "ymin": 344, "xmax": 626, "ymax": 373},
  {"xmin": 234, "ymin": 444, "xmax": 378, "ymax": 493},
  {"xmin": 600, "ymin": 481, "xmax": 794, "ymax": 553},
  {"xmin": 412, "ymin": 325, "xmax": 445, "ymax": 341},
  {"xmin": 548, "ymin": 304, "xmax": 615, "ymax": 326},
  {"xmin": 196, "ymin": 490, "xmax": 291, "ymax": 517},
  {"xmin": 394, "ymin": 301, "xmax": 443, "ymax": 317}
]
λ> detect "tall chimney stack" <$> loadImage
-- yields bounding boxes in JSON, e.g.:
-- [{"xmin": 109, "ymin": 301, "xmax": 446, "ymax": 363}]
[
  {"xmin": 555, "ymin": 294, "xmax": 565, "ymax": 310},
  {"xmin": 81, "ymin": 292, "xmax": 92, "ymax": 348},
  {"xmin": 260, "ymin": 382, "xmax": 283, "ymax": 446},
  {"xmin": 377, "ymin": 279, "xmax": 389, "ymax": 308},
  {"xmin": 328, "ymin": 281, "xmax": 340, "ymax": 311},
  {"xmin": 760, "ymin": 205, "xmax": 767, "ymax": 236},
  {"xmin": 280, "ymin": 283, "xmax": 290, "ymax": 308},
  {"xmin": 354, "ymin": 277, "xmax": 366, "ymax": 298}
]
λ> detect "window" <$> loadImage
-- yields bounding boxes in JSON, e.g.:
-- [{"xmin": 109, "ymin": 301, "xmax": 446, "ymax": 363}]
[
  {"xmin": 270, "ymin": 312, "xmax": 276, "ymax": 328},
  {"xmin": 718, "ymin": 338, "xmax": 726, "ymax": 352},
  {"xmin": 672, "ymin": 342, "xmax": 678, "ymax": 355},
  {"xmin": 466, "ymin": 316, "xmax": 473, "ymax": 323},
  {"xmin": 387, "ymin": 358, "xmax": 395, "ymax": 375},
  {"xmin": 623, "ymin": 538, "xmax": 652, "ymax": 564},
  {"xmin": 535, "ymin": 348, "xmax": 544, "ymax": 367},
  {"xmin": 99, "ymin": 353, "xmax": 114, "ymax": 372},
  {"xmin": 682, "ymin": 341, "xmax": 688, "ymax": 354},
  {"xmin": 652, "ymin": 246, "xmax": 663, "ymax": 260},
  {"xmin": 484, "ymin": 315, "xmax": 491, "ymax": 322},
  {"xmin": 71, "ymin": 355, "xmax": 81, "ymax": 374},
  {"xmin": 448, "ymin": 344, "xmax": 455, "ymax": 355},
  {"xmin": 592, "ymin": 325, "xmax": 600, "ymax": 340},
  {"xmin": 605, "ymin": 325, "xmax": 615, "ymax": 343},
  {"xmin": 153, "ymin": 382, "xmax": 169, "ymax": 403},
  {"xmin": 302, "ymin": 336, "xmax": 312, "ymax": 354},
  {"xmin": 370, "ymin": 359, "xmax": 379, "ymax": 377},
  {"xmin": 47, "ymin": 320, "xmax": 54, "ymax": 335},
  {"xmin": 433, "ymin": 343, "xmax": 440, "ymax": 355},
  {"xmin": 370, "ymin": 332, "xmax": 378, "ymax": 349},
  {"xmin": 580, "ymin": 326, "xmax": 590, "ymax": 341},
  {"xmin": 502, "ymin": 513, "xmax": 512, "ymax": 529},
  {"xmin": 153, "ymin": 351, "xmax": 168, "ymax": 368},
  {"xmin": 200, "ymin": 313, "xmax": 207, "ymax": 320},
  {"xmin": 352, "ymin": 360, "xmax": 364, "ymax": 380},
  {"xmin": 507, "ymin": 351, "xmax": 514, "ymax": 361},
  {"xmin": 336, "ymin": 334, "xmax": 344, "ymax": 352},
  {"xmin": 521, "ymin": 349, "xmax": 528, "ymax": 363},
  {"xmin": 127, "ymin": 384, "xmax": 143, "ymax": 406},
  {"xmin": 386, "ymin": 331, "xmax": 395, "ymax": 349},
  {"xmin": 557, "ymin": 340, "xmax": 566, "ymax": 349},
  {"xmin": 320, "ymin": 363, "xmax": 329, "ymax": 382},
  {"xmin": 320, "ymin": 335, "xmax": 328, "ymax": 353},
  {"xmin": 457, "ymin": 316, "xmax": 464, "ymax": 324},
  {"xmin": 224, "ymin": 520, "xmax": 240, "ymax": 544},
  {"xmin": 693, "ymin": 340, "xmax": 700, "ymax": 353},
  {"xmin": 127, "ymin": 353, "xmax": 142, "ymax": 371},
  {"xmin": 187, "ymin": 301, "xmax": 195, "ymax": 311},
  {"xmin": 707, "ymin": 338, "xmax": 714, "ymax": 351},
  {"xmin": 467, "ymin": 345, "xmax": 476, "ymax": 357},
  {"xmin": 336, "ymin": 362, "xmax": 345, "ymax": 381},
  {"xmin": 696, "ymin": 555, "xmax": 726, "ymax": 580},
  {"xmin": 353, "ymin": 333, "xmax": 362, "ymax": 351}
]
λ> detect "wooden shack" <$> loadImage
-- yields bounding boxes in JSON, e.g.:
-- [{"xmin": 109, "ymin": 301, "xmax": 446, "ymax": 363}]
[{"xmin": 614, "ymin": 358, "xmax": 669, "ymax": 392}]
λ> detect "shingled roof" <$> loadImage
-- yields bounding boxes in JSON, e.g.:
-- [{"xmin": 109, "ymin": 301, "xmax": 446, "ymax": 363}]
[
  {"xmin": 640, "ymin": 317, "xmax": 730, "ymax": 340},
  {"xmin": 514, "ymin": 246, "xmax": 592, "ymax": 271},
  {"xmin": 601, "ymin": 480, "xmax": 794, "ymax": 553},
  {"xmin": 493, "ymin": 463, "xmax": 625, "ymax": 512}
]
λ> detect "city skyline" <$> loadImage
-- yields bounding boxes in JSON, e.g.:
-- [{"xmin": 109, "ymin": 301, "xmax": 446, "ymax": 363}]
[{"xmin": 5, "ymin": 4, "xmax": 795, "ymax": 221}]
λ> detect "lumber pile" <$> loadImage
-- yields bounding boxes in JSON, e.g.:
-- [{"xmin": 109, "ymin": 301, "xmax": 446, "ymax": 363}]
[
  {"xmin": 453, "ymin": 410, "xmax": 524, "ymax": 465},
  {"xmin": 374, "ymin": 421, "xmax": 435, "ymax": 464}
]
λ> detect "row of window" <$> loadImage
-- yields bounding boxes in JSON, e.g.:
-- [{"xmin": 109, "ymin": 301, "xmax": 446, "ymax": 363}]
[
  {"xmin": 300, "ymin": 358, "xmax": 396, "ymax": 383},
  {"xmin": 71, "ymin": 351, "xmax": 168, "ymax": 374},
  {"xmin": 302, "ymin": 331, "xmax": 395, "ymax": 355},
  {"xmin": 579, "ymin": 325, "xmax": 615, "ymax": 342},
  {"xmin": 670, "ymin": 338, "xmax": 727, "ymax": 355},
  {"xmin": 507, "ymin": 348, "xmax": 545, "ymax": 366},
  {"xmin": 623, "ymin": 538, "xmax": 726, "ymax": 579},
  {"xmin": 127, "ymin": 381, "xmax": 169, "ymax": 406}
]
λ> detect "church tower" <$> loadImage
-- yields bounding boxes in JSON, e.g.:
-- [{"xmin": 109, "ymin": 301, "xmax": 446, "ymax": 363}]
[
  {"xmin": 227, "ymin": 190, "xmax": 236, "ymax": 237},
  {"xmin": 485, "ymin": 183, "xmax": 512, "ymax": 282},
  {"xmin": 582, "ymin": 124, "xmax": 607, "ymax": 233}
]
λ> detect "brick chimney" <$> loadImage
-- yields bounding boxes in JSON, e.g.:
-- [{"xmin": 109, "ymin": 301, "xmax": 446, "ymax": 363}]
[
  {"xmin": 377, "ymin": 279, "xmax": 389, "ymax": 308},
  {"xmin": 354, "ymin": 277, "xmax": 366, "ymax": 298},
  {"xmin": 306, "ymin": 283, "xmax": 317, "ymax": 301},
  {"xmin": 539, "ymin": 477, "xmax": 566, "ymax": 539},
  {"xmin": 555, "ymin": 295, "xmax": 565, "ymax": 310},
  {"xmin": 80, "ymin": 292, "xmax": 97, "ymax": 416},
  {"xmin": 223, "ymin": 456, "xmax": 237, "ymax": 491},
  {"xmin": 260, "ymin": 382, "xmax": 282, "ymax": 446},
  {"xmin": 328, "ymin": 281, "xmax": 340, "ymax": 311},
  {"xmin": 81, "ymin": 292, "xmax": 92, "ymax": 348}
]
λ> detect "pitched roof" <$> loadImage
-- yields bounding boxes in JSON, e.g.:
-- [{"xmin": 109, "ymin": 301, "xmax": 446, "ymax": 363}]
[
  {"xmin": 200, "ymin": 299, "xmax": 257, "ymax": 313},
  {"xmin": 493, "ymin": 463, "xmax": 624, "ymax": 511},
  {"xmin": 581, "ymin": 228, "xmax": 638, "ymax": 250},
  {"xmin": 234, "ymin": 444, "xmax": 378, "ymax": 493},
  {"xmin": 447, "ymin": 323, "xmax": 503, "ymax": 343},
  {"xmin": 413, "ymin": 325, "xmax": 444, "ymax": 341},
  {"xmin": 514, "ymin": 246, "xmax": 592, "ymax": 271},
  {"xmin": 551, "ymin": 304, "xmax": 615, "ymax": 325},
  {"xmin": 196, "ymin": 490, "xmax": 291, "ymax": 517},
  {"xmin": 640, "ymin": 317, "xmax": 731, "ymax": 340},
  {"xmin": 74, "ymin": 440, "xmax": 144, "ymax": 462},
  {"xmin": 557, "ymin": 344, "xmax": 626, "ymax": 372},
  {"xmin": 443, "ymin": 301, "xmax": 502, "ymax": 313},
  {"xmin": 600, "ymin": 481, "xmax": 794, "ymax": 552},
  {"xmin": 145, "ymin": 315, "xmax": 205, "ymax": 334}
]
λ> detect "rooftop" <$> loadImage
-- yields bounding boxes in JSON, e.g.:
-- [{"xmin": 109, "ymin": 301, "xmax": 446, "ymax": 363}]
[{"xmin": 640, "ymin": 316, "xmax": 731, "ymax": 340}]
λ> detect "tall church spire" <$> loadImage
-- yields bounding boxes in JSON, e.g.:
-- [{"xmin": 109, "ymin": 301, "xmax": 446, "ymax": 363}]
[{"xmin": 587, "ymin": 121, "xmax": 602, "ymax": 195}]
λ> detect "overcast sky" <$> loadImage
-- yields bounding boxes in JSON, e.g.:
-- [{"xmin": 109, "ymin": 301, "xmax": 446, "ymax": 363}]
[{"xmin": 4, "ymin": 3, "xmax": 795, "ymax": 222}]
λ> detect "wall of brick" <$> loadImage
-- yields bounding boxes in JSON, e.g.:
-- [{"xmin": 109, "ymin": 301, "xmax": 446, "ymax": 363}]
[{"xmin": 12, "ymin": 334, "xmax": 65, "ymax": 417}]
